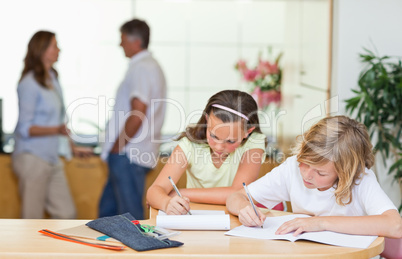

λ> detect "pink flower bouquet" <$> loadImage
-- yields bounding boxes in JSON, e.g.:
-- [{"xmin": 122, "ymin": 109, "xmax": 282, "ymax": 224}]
[{"xmin": 235, "ymin": 52, "xmax": 283, "ymax": 109}]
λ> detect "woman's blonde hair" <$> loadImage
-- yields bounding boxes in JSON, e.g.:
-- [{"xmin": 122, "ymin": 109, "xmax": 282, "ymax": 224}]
[{"xmin": 293, "ymin": 115, "xmax": 374, "ymax": 205}]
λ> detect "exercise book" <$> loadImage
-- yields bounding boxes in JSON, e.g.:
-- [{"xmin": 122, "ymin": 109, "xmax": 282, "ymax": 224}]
[
  {"xmin": 225, "ymin": 214, "xmax": 377, "ymax": 249},
  {"xmin": 156, "ymin": 210, "xmax": 230, "ymax": 230}
]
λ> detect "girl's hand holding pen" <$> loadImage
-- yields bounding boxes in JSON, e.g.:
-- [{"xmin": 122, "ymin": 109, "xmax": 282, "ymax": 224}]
[
  {"xmin": 167, "ymin": 175, "xmax": 192, "ymax": 215},
  {"xmin": 238, "ymin": 205, "xmax": 266, "ymax": 228},
  {"xmin": 165, "ymin": 195, "xmax": 191, "ymax": 215}
]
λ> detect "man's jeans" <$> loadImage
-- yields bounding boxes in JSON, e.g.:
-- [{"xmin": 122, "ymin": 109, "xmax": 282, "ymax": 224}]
[{"xmin": 99, "ymin": 153, "xmax": 150, "ymax": 219}]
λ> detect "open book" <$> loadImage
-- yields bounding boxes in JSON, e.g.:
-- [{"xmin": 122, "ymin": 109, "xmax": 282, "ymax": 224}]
[
  {"xmin": 156, "ymin": 210, "xmax": 230, "ymax": 230},
  {"xmin": 225, "ymin": 214, "xmax": 377, "ymax": 249}
]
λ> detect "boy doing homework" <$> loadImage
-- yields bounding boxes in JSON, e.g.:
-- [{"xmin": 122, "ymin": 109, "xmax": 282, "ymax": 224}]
[
  {"xmin": 227, "ymin": 116, "xmax": 402, "ymax": 238},
  {"xmin": 147, "ymin": 90, "xmax": 267, "ymax": 215}
]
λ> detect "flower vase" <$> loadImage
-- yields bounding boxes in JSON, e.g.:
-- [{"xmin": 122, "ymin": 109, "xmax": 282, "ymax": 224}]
[
  {"xmin": 251, "ymin": 87, "xmax": 281, "ymax": 110},
  {"xmin": 252, "ymin": 86, "xmax": 282, "ymax": 156}
]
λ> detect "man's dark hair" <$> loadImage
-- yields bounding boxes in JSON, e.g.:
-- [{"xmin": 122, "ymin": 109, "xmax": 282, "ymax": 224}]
[{"xmin": 120, "ymin": 19, "xmax": 150, "ymax": 49}]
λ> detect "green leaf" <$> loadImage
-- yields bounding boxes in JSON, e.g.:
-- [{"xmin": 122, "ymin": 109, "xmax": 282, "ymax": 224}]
[
  {"xmin": 361, "ymin": 48, "xmax": 376, "ymax": 59},
  {"xmin": 347, "ymin": 48, "xmax": 402, "ymax": 185},
  {"xmin": 275, "ymin": 52, "xmax": 283, "ymax": 65}
]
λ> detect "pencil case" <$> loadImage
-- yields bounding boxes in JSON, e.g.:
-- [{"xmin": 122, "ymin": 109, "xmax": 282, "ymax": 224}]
[{"xmin": 86, "ymin": 212, "xmax": 183, "ymax": 251}]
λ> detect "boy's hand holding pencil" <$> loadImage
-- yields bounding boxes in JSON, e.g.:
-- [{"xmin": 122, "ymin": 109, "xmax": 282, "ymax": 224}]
[
  {"xmin": 239, "ymin": 183, "xmax": 266, "ymax": 228},
  {"xmin": 238, "ymin": 204, "xmax": 266, "ymax": 228}
]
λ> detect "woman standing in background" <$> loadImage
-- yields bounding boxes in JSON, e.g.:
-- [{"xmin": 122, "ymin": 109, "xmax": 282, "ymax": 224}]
[{"xmin": 12, "ymin": 31, "xmax": 89, "ymax": 219}]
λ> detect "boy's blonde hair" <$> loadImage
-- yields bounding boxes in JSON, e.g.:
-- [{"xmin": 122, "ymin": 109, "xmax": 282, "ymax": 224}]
[{"xmin": 293, "ymin": 115, "xmax": 374, "ymax": 205}]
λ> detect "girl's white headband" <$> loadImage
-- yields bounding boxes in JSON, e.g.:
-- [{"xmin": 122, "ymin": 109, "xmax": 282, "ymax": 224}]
[{"xmin": 211, "ymin": 104, "xmax": 249, "ymax": 121}]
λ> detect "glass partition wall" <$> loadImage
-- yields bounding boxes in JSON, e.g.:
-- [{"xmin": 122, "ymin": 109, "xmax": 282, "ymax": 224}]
[{"xmin": 0, "ymin": 0, "xmax": 331, "ymax": 153}]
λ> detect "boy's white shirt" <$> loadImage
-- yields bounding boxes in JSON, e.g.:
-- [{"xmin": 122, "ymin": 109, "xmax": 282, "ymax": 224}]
[{"xmin": 249, "ymin": 155, "xmax": 397, "ymax": 216}]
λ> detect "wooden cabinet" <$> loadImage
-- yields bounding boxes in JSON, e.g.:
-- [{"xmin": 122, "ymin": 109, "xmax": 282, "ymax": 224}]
[
  {"xmin": 63, "ymin": 157, "xmax": 108, "ymax": 219},
  {"xmin": 0, "ymin": 154, "xmax": 20, "ymax": 218},
  {"xmin": 0, "ymin": 155, "xmax": 109, "ymax": 219},
  {"xmin": 0, "ymin": 154, "xmax": 281, "ymax": 219}
]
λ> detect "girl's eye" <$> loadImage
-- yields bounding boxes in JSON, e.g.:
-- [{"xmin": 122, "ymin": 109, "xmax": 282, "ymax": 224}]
[{"xmin": 227, "ymin": 140, "xmax": 236, "ymax": 144}]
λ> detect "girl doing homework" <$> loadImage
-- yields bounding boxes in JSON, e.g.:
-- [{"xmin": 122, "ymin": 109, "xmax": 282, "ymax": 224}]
[
  {"xmin": 227, "ymin": 115, "xmax": 402, "ymax": 238},
  {"xmin": 147, "ymin": 90, "xmax": 267, "ymax": 215}
]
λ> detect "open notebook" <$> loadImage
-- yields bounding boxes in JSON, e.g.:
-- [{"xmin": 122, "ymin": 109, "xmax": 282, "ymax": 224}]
[
  {"xmin": 156, "ymin": 210, "xmax": 230, "ymax": 230},
  {"xmin": 225, "ymin": 214, "xmax": 377, "ymax": 249}
]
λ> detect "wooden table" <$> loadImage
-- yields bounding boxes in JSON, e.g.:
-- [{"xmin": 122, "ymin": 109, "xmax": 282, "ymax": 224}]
[{"xmin": 0, "ymin": 203, "xmax": 384, "ymax": 258}]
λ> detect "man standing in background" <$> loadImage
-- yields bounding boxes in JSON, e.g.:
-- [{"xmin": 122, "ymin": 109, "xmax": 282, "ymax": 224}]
[{"xmin": 99, "ymin": 18, "xmax": 167, "ymax": 219}]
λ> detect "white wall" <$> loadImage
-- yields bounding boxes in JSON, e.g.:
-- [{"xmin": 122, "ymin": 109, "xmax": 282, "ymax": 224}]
[
  {"xmin": 332, "ymin": 0, "xmax": 402, "ymax": 115},
  {"xmin": 332, "ymin": 0, "xmax": 402, "ymax": 208}
]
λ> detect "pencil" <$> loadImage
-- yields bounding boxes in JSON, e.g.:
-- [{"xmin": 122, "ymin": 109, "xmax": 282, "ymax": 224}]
[
  {"xmin": 243, "ymin": 182, "xmax": 263, "ymax": 228},
  {"xmin": 168, "ymin": 176, "xmax": 192, "ymax": 215}
]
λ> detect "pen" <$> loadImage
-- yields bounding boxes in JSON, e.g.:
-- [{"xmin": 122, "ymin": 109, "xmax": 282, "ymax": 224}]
[
  {"xmin": 243, "ymin": 182, "xmax": 263, "ymax": 228},
  {"xmin": 168, "ymin": 176, "xmax": 192, "ymax": 215}
]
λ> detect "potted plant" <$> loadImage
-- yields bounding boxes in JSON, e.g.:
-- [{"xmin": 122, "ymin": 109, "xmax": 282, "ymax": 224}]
[{"xmin": 345, "ymin": 49, "xmax": 402, "ymax": 210}]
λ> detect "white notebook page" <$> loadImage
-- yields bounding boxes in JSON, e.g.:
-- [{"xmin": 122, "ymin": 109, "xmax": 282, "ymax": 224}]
[
  {"xmin": 157, "ymin": 210, "xmax": 230, "ymax": 230},
  {"xmin": 225, "ymin": 214, "xmax": 377, "ymax": 249}
]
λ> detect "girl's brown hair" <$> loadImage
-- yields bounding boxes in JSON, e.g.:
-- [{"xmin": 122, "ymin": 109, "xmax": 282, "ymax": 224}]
[
  {"xmin": 177, "ymin": 90, "xmax": 266, "ymax": 146},
  {"xmin": 20, "ymin": 31, "xmax": 58, "ymax": 88},
  {"xmin": 293, "ymin": 115, "xmax": 374, "ymax": 205}
]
